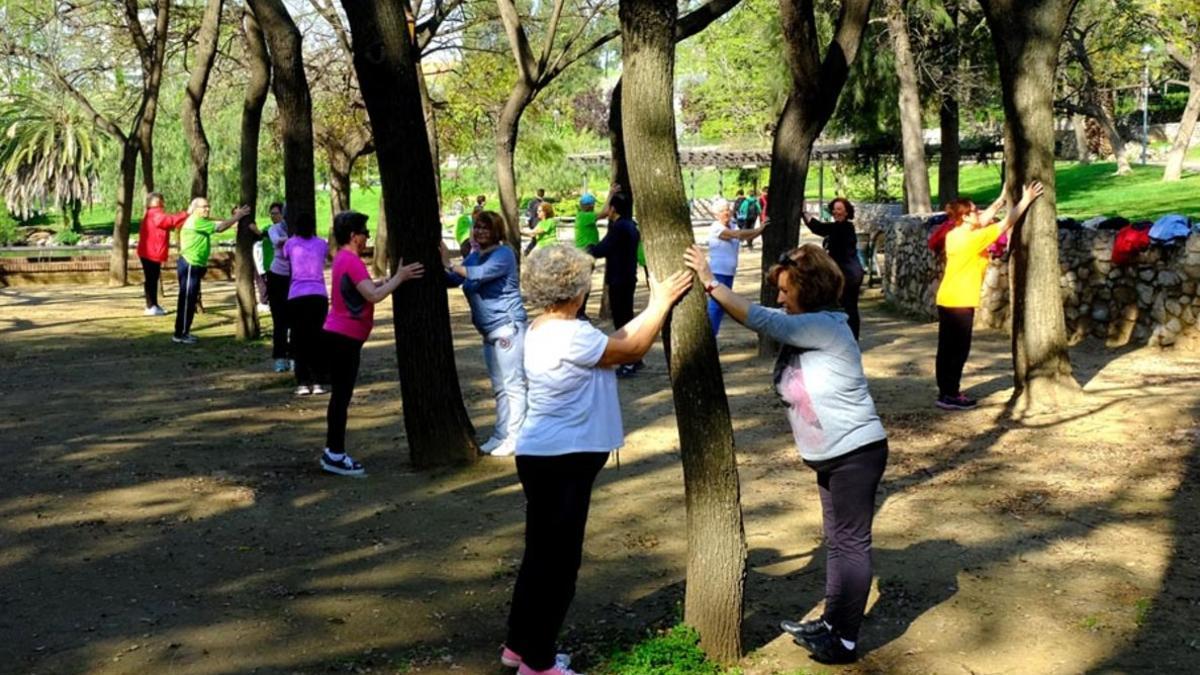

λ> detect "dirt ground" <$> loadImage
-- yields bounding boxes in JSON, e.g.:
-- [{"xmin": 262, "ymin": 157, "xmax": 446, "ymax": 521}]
[{"xmin": 1, "ymin": 249, "xmax": 1198, "ymax": 675}]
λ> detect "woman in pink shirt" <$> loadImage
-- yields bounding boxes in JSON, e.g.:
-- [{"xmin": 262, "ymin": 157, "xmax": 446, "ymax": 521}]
[{"xmin": 320, "ymin": 211, "xmax": 423, "ymax": 477}]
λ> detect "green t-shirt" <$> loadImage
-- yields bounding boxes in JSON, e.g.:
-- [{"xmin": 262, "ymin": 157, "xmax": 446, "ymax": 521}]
[
  {"xmin": 261, "ymin": 235, "xmax": 275, "ymax": 270},
  {"xmin": 180, "ymin": 215, "xmax": 217, "ymax": 267},
  {"xmin": 532, "ymin": 218, "xmax": 558, "ymax": 249},
  {"xmin": 574, "ymin": 210, "xmax": 599, "ymax": 248},
  {"xmin": 454, "ymin": 213, "xmax": 473, "ymax": 245}
]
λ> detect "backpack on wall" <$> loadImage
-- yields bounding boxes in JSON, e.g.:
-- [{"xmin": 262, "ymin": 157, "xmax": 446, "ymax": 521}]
[{"xmin": 1148, "ymin": 214, "xmax": 1190, "ymax": 243}]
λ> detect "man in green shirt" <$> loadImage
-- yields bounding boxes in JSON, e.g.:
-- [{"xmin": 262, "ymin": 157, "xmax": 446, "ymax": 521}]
[{"xmin": 174, "ymin": 198, "xmax": 250, "ymax": 344}]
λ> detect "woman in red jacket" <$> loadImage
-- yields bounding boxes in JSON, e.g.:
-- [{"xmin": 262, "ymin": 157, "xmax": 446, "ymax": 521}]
[{"xmin": 136, "ymin": 192, "xmax": 189, "ymax": 316}]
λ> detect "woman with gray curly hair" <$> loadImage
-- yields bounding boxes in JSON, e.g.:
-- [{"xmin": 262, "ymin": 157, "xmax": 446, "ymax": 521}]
[{"xmin": 497, "ymin": 244, "xmax": 690, "ymax": 675}]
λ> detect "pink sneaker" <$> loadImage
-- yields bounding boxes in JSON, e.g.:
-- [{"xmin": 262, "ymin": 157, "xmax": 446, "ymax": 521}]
[{"xmin": 500, "ymin": 646, "xmax": 522, "ymax": 668}]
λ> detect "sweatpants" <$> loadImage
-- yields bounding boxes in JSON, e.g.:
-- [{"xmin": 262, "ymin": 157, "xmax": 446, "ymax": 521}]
[
  {"xmin": 506, "ymin": 452, "xmax": 609, "ymax": 670},
  {"xmin": 288, "ymin": 295, "xmax": 329, "ymax": 387},
  {"xmin": 141, "ymin": 257, "xmax": 162, "ymax": 308},
  {"xmin": 608, "ymin": 281, "xmax": 636, "ymax": 331},
  {"xmin": 324, "ymin": 331, "xmax": 364, "ymax": 453},
  {"xmin": 935, "ymin": 306, "xmax": 975, "ymax": 397},
  {"xmin": 707, "ymin": 273, "xmax": 736, "ymax": 335},
  {"xmin": 841, "ymin": 263, "xmax": 865, "ymax": 340},
  {"xmin": 174, "ymin": 259, "xmax": 206, "ymax": 338},
  {"xmin": 266, "ymin": 271, "xmax": 291, "ymax": 359},
  {"xmin": 808, "ymin": 439, "xmax": 888, "ymax": 643},
  {"xmin": 482, "ymin": 322, "xmax": 527, "ymax": 441}
]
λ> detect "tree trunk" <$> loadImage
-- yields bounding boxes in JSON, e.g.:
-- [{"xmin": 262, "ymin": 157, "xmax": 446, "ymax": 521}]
[
  {"xmin": 1163, "ymin": 50, "xmax": 1200, "ymax": 182},
  {"xmin": 182, "ymin": 0, "xmax": 224, "ymax": 199},
  {"xmin": 1100, "ymin": 102, "xmax": 1131, "ymax": 175},
  {"xmin": 1072, "ymin": 113, "xmax": 1090, "ymax": 163},
  {"xmin": 328, "ymin": 150, "xmax": 353, "ymax": 215},
  {"xmin": 372, "ymin": 190, "xmax": 389, "ymax": 276},
  {"xmin": 236, "ymin": 8, "xmax": 270, "ymax": 341},
  {"xmin": 134, "ymin": 0, "xmax": 171, "ymax": 194},
  {"xmin": 109, "ymin": 138, "xmax": 139, "ymax": 286},
  {"xmin": 886, "ymin": 0, "xmax": 932, "ymax": 213},
  {"xmin": 760, "ymin": 0, "xmax": 873, "ymax": 357},
  {"xmin": 619, "ymin": 0, "xmax": 746, "ymax": 661},
  {"xmin": 341, "ymin": 0, "xmax": 479, "ymax": 467},
  {"xmin": 980, "ymin": 0, "xmax": 1081, "ymax": 414},
  {"xmin": 495, "ymin": 86, "xmax": 534, "ymax": 249},
  {"xmin": 247, "ymin": 0, "xmax": 317, "ymax": 231},
  {"xmin": 937, "ymin": 0, "xmax": 960, "ymax": 204},
  {"xmin": 416, "ymin": 66, "xmax": 442, "ymax": 204},
  {"xmin": 608, "ymin": 79, "xmax": 632, "ymax": 192}
]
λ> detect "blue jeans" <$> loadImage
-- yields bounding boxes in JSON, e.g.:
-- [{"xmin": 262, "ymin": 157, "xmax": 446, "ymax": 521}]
[
  {"xmin": 483, "ymin": 321, "xmax": 527, "ymax": 440},
  {"xmin": 174, "ymin": 258, "xmax": 206, "ymax": 338},
  {"xmin": 707, "ymin": 273, "xmax": 735, "ymax": 335}
]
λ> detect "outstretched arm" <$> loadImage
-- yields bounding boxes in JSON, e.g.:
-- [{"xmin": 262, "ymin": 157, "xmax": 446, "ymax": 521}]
[
  {"xmin": 683, "ymin": 244, "xmax": 752, "ymax": 325},
  {"xmin": 596, "ymin": 270, "xmax": 691, "ymax": 367},
  {"xmin": 999, "ymin": 182, "xmax": 1044, "ymax": 236},
  {"xmin": 356, "ymin": 258, "xmax": 424, "ymax": 304}
]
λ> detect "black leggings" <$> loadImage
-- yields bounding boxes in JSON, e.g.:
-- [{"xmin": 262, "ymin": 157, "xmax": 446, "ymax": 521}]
[
  {"xmin": 266, "ymin": 272, "xmax": 291, "ymax": 359},
  {"xmin": 935, "ymin": 306, "xmax": 975, "ymax": 397},
  {"xmin": 141, "ymin": 257, "xmax": 161, "ymax": 308},
  {"xmin": 324, "ymin": 331, "xmax": 364, "ymax": 453},
  {"xmin": 288, "ymin": 295, "xmax": 328, "ymax": 387},
  {"xmin": 841, "ymin": 263, "xmax": 864, "ymax": 340},
  {"xmin": 809, "ymin": 439, "xmax": 888, "ymax": 643},
  {"xmin": 608, "ymin": 281, "xmax": 635, "ymax": 330},
  {"xmin": 507, "ymin": 452, "xmax": 609, "ymax": 670}
]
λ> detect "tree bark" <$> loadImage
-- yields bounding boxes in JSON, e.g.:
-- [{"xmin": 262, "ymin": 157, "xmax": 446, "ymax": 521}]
[
  {"xmin": 1071, "ymin": 113, "xmax": 1091, "ymax": 163},
  {"xmin": 937, "ymin": 0, "xmax": 960, "ymax": 204},
  {"xmin": 110, "ymin": 138, "xmax": 140, "ymax": 286},
  {"xmin": 495, "ymin": 85, "xmax": 535, "ymax": 247},
  {"xmin": 372, "ymin": 190, "xmax": 389, "ymax": 276},
  {"xmin": 1064, "ymin": 29, "xmax": 1131, "ymax": 175},
  {"xmin": 182, "ymin": 0, "xmax": 224, "ymax": 199},
  {"xmin": 247, "ymin": 0, "xmax": 317, "ymax": 232},
  {"xmin": 129, "ymin": 0, "xmax": 171, "ymax": 193},
  {"xmin": 760, "ymin": 0, "xmax": 874, "ymax": 357},
  {"xmin": 608, "ymin": 80, "xmax": 631, "ymax": 192},
  {"xmin": 979, "ymin": 0, "xmax": 1081, "ymax": 414},
  {"xmin": 328, "ymin": 149, "xmax": 354, "ymax": 215},
  {"xmin": 236, "ymin": 8, "xmax": 271, "ymax": 341},
  {"xmin": 886, "ymin": 0, "xmax": 932, "ymax": 213},
  {"xmin": 341, "ymin": 0, "xmax": 480, "ymax": 467},
  {"xmin": 1163, "ymin": 48, "xmax": 1200, "ymax": 182},
  {"xmin": 416, "ymin": 65, "xmax": 442, "ymax": 204},
  {"xmin": 619, "ymin": 0, "xmax": 745, "ymax": 661}
]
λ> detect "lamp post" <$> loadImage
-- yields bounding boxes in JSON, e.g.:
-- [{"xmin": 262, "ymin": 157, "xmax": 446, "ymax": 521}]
[{"xmin": 1141, "ymin": 44, "xmax": 1153, "ymax": 165}]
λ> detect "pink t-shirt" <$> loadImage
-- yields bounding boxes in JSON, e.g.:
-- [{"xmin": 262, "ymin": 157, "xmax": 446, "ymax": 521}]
[
  {"xmin": 324, "ymin": 248, "xmax": 374, "ymax": 342},
  {"xmin": 282, "ymin": 236, "xmax": 329, "ymax": 300}
]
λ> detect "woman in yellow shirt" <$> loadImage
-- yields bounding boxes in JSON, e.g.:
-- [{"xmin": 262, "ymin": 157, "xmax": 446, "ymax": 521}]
[{"xmin": 935, "ymin": 181, "xmax": 1043, "ymax": 410}]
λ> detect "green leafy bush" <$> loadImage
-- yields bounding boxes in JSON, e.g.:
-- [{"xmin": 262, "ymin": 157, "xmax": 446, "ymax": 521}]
[
  {"xmin": 598, "ymin": 625, "xmax": 734, "ymax": 675},
  {"xmin": 0, "ymin": 200, "xmax": 21, "ymax": 245},
  {"xmin": 53, "ymin": 228, "xmax": 81, "ymax": 245}
]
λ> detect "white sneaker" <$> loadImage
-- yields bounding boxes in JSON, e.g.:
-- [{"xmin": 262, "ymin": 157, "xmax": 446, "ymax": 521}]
[
  {"xmin": 490, "ymin": 437, "xmax": 517, "ymax": 457},
  {"xmin": 479, "ymin": 437, "xmax": 503, "ymax": 453},
  {"xmin": 311, "ymin": 384, "xmax": 328, "ymax": 395},
  {"xmin": 144, "ymin": 306, "xmax": 166, "ymax": 316},
  {"xmin": 256, "ymin": 303, "xmax": 271, "ymax": 314},
  {"xmin": 295, "ymin": 385, "xmax": 312, "ymax": 396},
  {"xmin": 273, "ymin": 358, "xmax": 289, "ymax": 373}
]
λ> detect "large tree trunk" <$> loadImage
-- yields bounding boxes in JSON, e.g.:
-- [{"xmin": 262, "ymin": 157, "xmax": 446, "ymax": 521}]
[
  {"xmin": 937, "ymin": 0, "xmax": 960, "ymax": 204},
  {"xmin": 110, "ymin": 138, "xmax": 139, "ymax": 286},
  {"xmin": 182, "ymin": 0, "xmax": 224, "ymax": 199},
  {"xmin": 247, "ymin": 0, "xmax": 317, "ymax": 230},
  {"xmin": 1163, "ymin": 49, "xmax": 1200, "ymax": 182},
  {"xmin": 886, "ymin": 0, "xmax": 931, "ymax": 213},
  {"xmin": 341, "ymin": 0, "xmax": 479, "ymax": 467},
  {"xmin": 416, "ymin": 66, "xmax": 442, "ymax": 204},
  {"xmin": 980, "ymin": 0, "xmax": 1081, "ymax": 414},
  {"xmin": 619, "ymin": 0, "xmax": 746, "ymax": 661},
  {"xmin": 760, "ymin": 0, "xmax": 873, "ymax": 357},
  {"xmin": 236, "ymin": 8, "xmax": 270, "ymax": 341},
  {"xmin": 495, "ymin": 87, "xmax": 534, "ymax": 248}
]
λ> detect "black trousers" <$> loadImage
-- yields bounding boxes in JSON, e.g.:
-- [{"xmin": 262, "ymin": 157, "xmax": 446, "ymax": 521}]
[
  {"xmin": 608, "ymin": 281, "xmax": 635, "ymax": 330},
  {"xmin": 841, "ymin": 263, "xmax": 865, "ymax": 340},
  {"xmin": 266, "ymin": 271, "xmax": 291, "ymax": 359},
  {"xmin": 809, "ymin": 439, "xmax": 888, "ymax": 643},
  {"xmin": 288, "ymin": 295, "xmax": 329, "ymax": 387},
  {"xmin": 140, "ymin": 257, "xmax": 161, "ymax": 308},
  {"xmin": 935, "ymin": 306, "xmax": 975, "ymax": 397},
  {"xmin": 507, "ymin": 452, "xmax": 609, "ymax": 670},
  {"xmin": 324, "ymin": 331, "xmax": 364, "ymax": 453},
  {"xmin": 174, "ymin": 259, "xmax": 206, "ymax": 338}
]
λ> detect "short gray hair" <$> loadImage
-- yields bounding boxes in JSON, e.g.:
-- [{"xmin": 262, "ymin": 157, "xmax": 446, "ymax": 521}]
[{"xmin": 522, "ymin": 245, "xmax": 593, "ymax": 310}]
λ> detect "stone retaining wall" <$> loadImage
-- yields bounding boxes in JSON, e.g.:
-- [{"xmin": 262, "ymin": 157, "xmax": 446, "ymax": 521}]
[{"xmin": 881, "ymin": 215, "xmax": 1200, "ymax": 349}]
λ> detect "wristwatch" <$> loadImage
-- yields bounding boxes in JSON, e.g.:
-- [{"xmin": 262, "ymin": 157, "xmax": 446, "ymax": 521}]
[{"xmin": 704, "ymin": 278, "xmax": 721, "ymax": 294}]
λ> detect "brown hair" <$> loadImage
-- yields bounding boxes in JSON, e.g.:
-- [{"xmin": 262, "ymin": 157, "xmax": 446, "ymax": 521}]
[
  {"xmin": 943, "ymin": 197, "xmax": 976, "ymax": 228},
  {"xmin": 538, "ymin": 201, "xmax": 555, "ymax": 220},
  {"xmin": 767, "ymin": 243, "xmax": 845, "ymax": 311},
  {"xmin": 474, "ymin": 210, "xmax": 507, "ymax": 243}
]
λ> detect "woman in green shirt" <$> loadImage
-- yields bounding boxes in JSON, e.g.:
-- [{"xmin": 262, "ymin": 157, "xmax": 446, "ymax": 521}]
[{"xmin": 174, "ymin": 198, "xmax": 250, "ymax": 344}]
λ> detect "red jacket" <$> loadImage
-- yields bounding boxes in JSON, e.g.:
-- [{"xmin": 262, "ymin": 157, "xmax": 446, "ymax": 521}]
[{"xmin": 136, "ymin": 206, "xmax": 189, "ymax": 263}]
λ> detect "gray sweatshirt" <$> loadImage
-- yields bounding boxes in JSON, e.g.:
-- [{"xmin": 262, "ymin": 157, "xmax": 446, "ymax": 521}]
[{"xmin": 746, "ymin": 305, "xmax": 887, "ymax": 462}]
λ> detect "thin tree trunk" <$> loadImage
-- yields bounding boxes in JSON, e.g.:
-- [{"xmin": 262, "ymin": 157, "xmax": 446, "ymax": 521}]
[
  {"xmin": 886, "ymin": 0, "xmax": 931, "ymax": 213},
  {"xmin": 620, "ymin": 0, "xmax": 745, "ymax": 661},
  {"xmin": 236, "ymin": 8, "xmax": 270, "ymax": 341},
  {"xmin": 416, "ymin": 66, "xmax": 442, "ymax": 203},
  {"xmin": 372, "ymin": 190, "xmax": 389, "ymax": 276},
  {"xmin": 247, "ymin": 0, "xmax": 317, "ymax": 231},
  {"xmin": 1072, "ymin": 113, "xmax": 1091, "ymax": 163},
  {"xmin": 1163, "ymin": 50, "xmax": 1200, "ymax": 182},
  {"xmin": 110, "ymin": 139, "xmax": 139, "ymax": 286},
  {"xmin": 132, "ymin": 0, "xmax": 171, "ymax": 194},
  {"xmin": 341, "ymin": 0, "xmax": 479, "ymax": 467},
  {"xmin": 328, "ymin": 150, "xmax": 353, "ymax": 215},
  {"xmin": 937, "ymin": 0, "xmax": 960, "ymax": 204},
  {"xmin": 495, "ymin": 87, "xmax": 533, "ymax": 248},
  {"xmin": 1100, "ymin": 103, "xmax": 1131, "ymax": 175},
  {"xmin": 182, "ymin": 0, "xmax": 224, "ymax": 199},
  {"xmin": 980, "ymin": 0, "xmax": 1081, "ymax": 414},
  {"xmin": 608, "ymin": 80, "xmax": 631, "ymax": 192}
]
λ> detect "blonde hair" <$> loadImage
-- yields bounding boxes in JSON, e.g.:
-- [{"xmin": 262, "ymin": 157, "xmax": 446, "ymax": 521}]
[
  {"xmin": 186, "ymin": 197, "xmax": 209, "ymax": 214},
  {"xmin": 522, "ymin": 245, "xmax": 593, "ymax": 310}
]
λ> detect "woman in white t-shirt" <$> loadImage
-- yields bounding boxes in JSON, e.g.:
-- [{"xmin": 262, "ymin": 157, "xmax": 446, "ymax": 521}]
[
  {"xmin": 498, "ymin": 245, "xmax": 690, "ymax": 675},
  {"xmin": 706, "ymin": 199, "xmax": 765, "ymax": 335}
]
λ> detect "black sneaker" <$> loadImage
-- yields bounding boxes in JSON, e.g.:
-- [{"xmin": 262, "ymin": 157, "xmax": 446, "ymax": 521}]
[
  {"xmin": 935, "ymin": 393, "xmax": 977, "ymax": 411},
  {"xmin": 780, "ymin": 618, "xmax": 830, "ymax": 639},
  {"xmin": 795, "ymin": 631, "xmax": 858, "ymax": 665},
  {"xmin": 616, "ymin": 364, "xmax": 636, "ymax": 378},
  {"xmin": 320, "ymin": 451, "xmax": 366, "ymax": 477}
]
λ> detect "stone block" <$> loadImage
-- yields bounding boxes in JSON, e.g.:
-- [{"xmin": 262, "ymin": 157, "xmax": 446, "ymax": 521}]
[
  {"xmin": 1158, "ymin": 270, "xmax": 1182, "ymax": 286},
  {"xmin": 1091, "ymin": 305, "xmax": 1110, "ymax": 322},
  {"xmin": 1137, "ymin": 283, "xmax": 1155, "ymax": 306},
  {"xmin": 1140, "ymin": 268, "xmax": 1157, "ymax": 281},
  {"xmin": 1167, "ymin": 299, "xmax": 1183, "ymax": 317}
]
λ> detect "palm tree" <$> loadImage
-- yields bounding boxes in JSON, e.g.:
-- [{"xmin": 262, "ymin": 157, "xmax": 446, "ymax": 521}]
[{"xmin": 0, "ymin": 94, "xmax": 108, "ymax": 231}]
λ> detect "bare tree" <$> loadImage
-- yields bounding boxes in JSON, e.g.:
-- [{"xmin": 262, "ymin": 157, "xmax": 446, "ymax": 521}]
[
  {"xmin": 758, "ymin": 0, "xmax": 874, "ymax": 357},
  {"xmin": 181, "ymin": 0, "xmax": 225, "ymax": 199},
  {"xmin": 340, "ymin": 0, "xmax": 481, "ymax": 467},
  {"xmin": 886, "ymin": 0, "xmax": 932, "ymax": 213},
  {"xmin": 123, "ymin": 0, "xmax": 171, "ymax": 194},
  {"xmin": 980, "ymin": 0, "xmax": 1082, "ymax": 414},
  {"xmin": 235, "ymin": 8, "xmax": 272, "ymax": 341},
  {"xmin": 1058, "ymin": 21, "xmax": 1132, "ymax": 175},
  {"xmin": 1163, "ymin": 38, "xmax": 1200, "ymax": 181}
]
